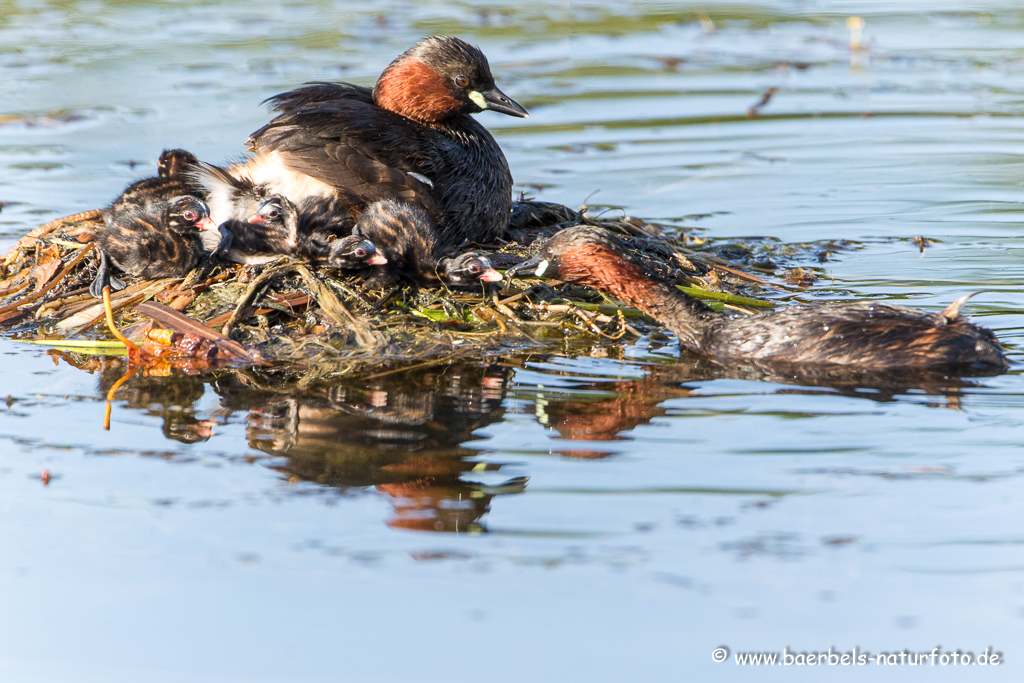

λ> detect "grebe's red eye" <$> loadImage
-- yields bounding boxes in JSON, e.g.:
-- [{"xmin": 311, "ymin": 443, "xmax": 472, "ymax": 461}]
[
  {"xmin": 266, "ymin": 209, "xmax": 280, "ymax": 219},
  {"xmin": 454, "ymin": 75, "xmax": 470, "ymax": 88},
  {"xmin": 468, "ymin": 263, "xmax": 481, "ymax": 275},
  {"xmin": 354, "ymin": 247, "xmax": 367, "ymax": 258},
  {"xmin": 183, "ymin": 210, "xmax": 197, "ymax": 221}
]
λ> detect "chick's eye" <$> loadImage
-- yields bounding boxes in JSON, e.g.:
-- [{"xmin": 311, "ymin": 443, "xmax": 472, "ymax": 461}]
[
  {"xmin": 354, "ymin": 248, "xmax": 367, "ymax": 258},
  {"xmin": 468, "ymin": 263, "xmax": 481, "ymax": 274},
  {"xmin": 454, "ymin": 75, "xmax": 470, "ymax": 88},
  {"xmin": 183, "ymin": 211, "xmax": 196, "ymax": 221},
  {"xmin": 267, "ymin": 209, "xmax": 280, "ymax": 219}
]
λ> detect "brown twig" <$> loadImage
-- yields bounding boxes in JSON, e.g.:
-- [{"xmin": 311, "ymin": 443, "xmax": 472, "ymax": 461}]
[
  {"xmin": 221, "ymin": 262, "xmax": 379, "ymax": 347},
  {"xmin": 0, "ymin": 279, "xmax": 31, "ymax": 299},
  {"xmin": 64, "ymin": 291, "xmax": 148, "ymax": 338},
  {"xmin": 221, "ymin": 263, "xmax": 293, "ymax": 336},
  {"xmin": 59, "ymin": 279, "xmax": 178, "ymax": 336},
  {"xmin": 10, "ymin": 210, "xmax": 102, "ymax": 256},
  {"xmin": 747, "ymin": 86, "xmax": 779, "ymax": 118},
  {"xmin": 293, "ymin": 264, "xmax": 379, "ymax": 347},
  {"xmin": 0, "ymin": 242, "xmax": 95, "ymax": 315},
  {"xmin": 134, "ymin": 301, "xmax": 254, "ymax": 362},
  {"xmin": 708, "ymin": 261, "xmax": 771, "ymax": 285}
]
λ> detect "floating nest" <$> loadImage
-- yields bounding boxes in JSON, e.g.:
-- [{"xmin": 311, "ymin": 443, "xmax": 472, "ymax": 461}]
[{"xmin": 0, "ymin": 199, "xmax": 824, "ymax": 380}]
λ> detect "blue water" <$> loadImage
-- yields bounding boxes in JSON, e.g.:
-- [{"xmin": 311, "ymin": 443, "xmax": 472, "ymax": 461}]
[{"xmin": 2, "ymin": 1, "xmax": 1024, "ymax": 680}]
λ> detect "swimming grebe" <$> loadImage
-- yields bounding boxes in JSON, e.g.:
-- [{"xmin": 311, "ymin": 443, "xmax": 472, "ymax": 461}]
[
  {"xmin": 507, "ymin": 226, "xmax": 1008, "ymax": 371},
  {"xmin": 352, "ymin": 198, "xmax": 501, "ymax": 287},
  {"xmin": 230, "ymin": 35, "xmax": 527, "ymax": 252}
]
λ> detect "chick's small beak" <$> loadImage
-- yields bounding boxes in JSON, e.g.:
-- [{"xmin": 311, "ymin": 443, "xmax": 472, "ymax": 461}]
[
  {"xmin": 197, "ymin": 217, "xmax": 217, "ymax": 231},
  {"xmin": 478, "ymin": 268, "xmax": 503, "ymax": 283},
  {"xmin": 247, "ymin": 215, "xmax": 267, "ymax": 225},
  {"xmin": 366, "ymin": 253, "xmax": 388, "ymax": 266},
  {"xmin": 475, "ymin": 86, "xmax": 529, "ymax": 118}
]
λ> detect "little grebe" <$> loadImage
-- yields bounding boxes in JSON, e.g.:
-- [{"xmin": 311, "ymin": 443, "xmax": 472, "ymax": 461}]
[
  {"xmin": 325, "ymin": 234, "xmax": 388, "ymax": 270},
  {"xmin": 230, "ymin": 35, "xmax": 527, "ymax": 252},
  {"xmin": 244, "ymin": 196, "xmax": 387, "ymax": 269},
  {"xmin": 108, "ymin": 148, "xmax": 202, "ymax": 214},
  {"xmin": 91, "ymin": 195, "xmax": 216, "ymax": 297},
  {"xmin": 352, "ymin": 198, "xmax": 501, "ymax": 287},
  {"xmin": 156, "ymin": 149, "xmax": 200, "ymax": 179},
  {"xmin": 507, "ymin": 227, "xmax": 1008, "ymax": 371},
  {"xmin": 213, "ymin": 194, "xmax": 298, "ymax": 265},
  {"xmin": 190, "ymin": 160, "xmax": 278, "ymax": 260},
  {"xmin": 194, "ymin": 162, "xmax": 378, "ymax": 265},
  {"xmin": 438, "ymin": 252, "xmax": 504, "ymax": 287}
]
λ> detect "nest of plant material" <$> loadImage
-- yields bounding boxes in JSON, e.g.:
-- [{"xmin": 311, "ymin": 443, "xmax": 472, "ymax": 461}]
[{"xmin": 0, "ymin": 200, "xmax": 827, "ymax": 379}]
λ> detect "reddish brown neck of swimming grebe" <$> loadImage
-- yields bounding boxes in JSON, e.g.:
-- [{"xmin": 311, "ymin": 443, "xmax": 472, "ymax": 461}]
[
  {"xmin": 374, "ymin": 59, "xmax": 462, "ymax": 124},
  {"xmin": 556, "ymin": 243, "xmax": 652, "ymax": 306},
  {"xmin": 557, "ymin": 242, "xmax": 713, "ymax": 349}
]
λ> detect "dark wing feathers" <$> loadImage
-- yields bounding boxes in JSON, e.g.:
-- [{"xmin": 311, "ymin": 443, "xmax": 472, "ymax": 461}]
[
  {"xmin": 247, "ymin": 80, "xmax": 513, "ymax": 247},
  {"xmin": 259, "ymin": 82, "xmax": 374, "ymax": 115},
  {"xmin": 248, "ymin": 90, "xmax": 439, "ymax": 214}
]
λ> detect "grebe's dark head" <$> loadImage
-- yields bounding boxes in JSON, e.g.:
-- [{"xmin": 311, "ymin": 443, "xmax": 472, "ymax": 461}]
[
  {"xmin": 505, "ymin": 226, "xmax": 678, "ymax": 316},
  {"xmin": 328, "ymin": 235, "xmax": 388, "ymax": 268},
  {"xmin": 167, "ymin": 196, "xmax": 215, "ymax": 234},
  {"xmin": 507, "ymin": 226, "xmax": 630, "ymax": 282},
  {"xmin": 373, "ymin": 35, "xmax": 528, "ymax": 124},
  {"xmin": 440, "ymin": 252, "xmax": 502, "ymax": 286}
]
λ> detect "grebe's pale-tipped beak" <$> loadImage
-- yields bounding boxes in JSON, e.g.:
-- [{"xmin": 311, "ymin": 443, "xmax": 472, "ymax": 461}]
[
  {"xmin": 197, "ymin": 217, "xmax": 217, "ymax": 231},
  {"xmin": 366, "ymin": 253, "xmax": 388, "ymax": 266},
  {"xmin": 506, "ymin": 254, "xmax": 546, "ymax": 278},
  {"xmin": 473, "ymin": 86, "xmax": 529, "ymax": 118},
  {"xmin": 247, "ymin": 214, "xmax": 267, "ymax": 224}
]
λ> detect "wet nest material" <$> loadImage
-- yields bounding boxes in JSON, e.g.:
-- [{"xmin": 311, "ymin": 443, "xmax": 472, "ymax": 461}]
[{"xmin": 0, "ymin": 200, "xmax": 828, "ymax": 379}]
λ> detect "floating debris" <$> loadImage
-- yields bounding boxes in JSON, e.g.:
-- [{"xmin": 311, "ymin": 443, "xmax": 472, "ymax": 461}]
[
  {"xmin": 746, "ymin": 86, "xmax": 779, "ymax": 118},
  {"xmin": 784, "ymin": 267, "xmax": 818, "ymax": 287},
  {"xmin": 846, "ymin": 16, "xmax": 866, "ymax": 51}
]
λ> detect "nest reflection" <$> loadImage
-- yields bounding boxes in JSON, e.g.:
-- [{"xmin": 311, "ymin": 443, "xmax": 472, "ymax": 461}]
[{"xmin": 51, "ymin": 348, "xmax": 1003, "ymax": 532}]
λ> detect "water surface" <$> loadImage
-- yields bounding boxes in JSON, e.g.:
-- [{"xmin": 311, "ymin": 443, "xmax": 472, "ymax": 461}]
[{"xmin": 2, "ymin": 1, "xmax": 1024, "ymax": 680}]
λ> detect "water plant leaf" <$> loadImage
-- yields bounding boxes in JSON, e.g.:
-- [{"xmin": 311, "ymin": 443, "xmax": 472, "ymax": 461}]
[
  {"xmin": 413, "ymin": 307, "xmax": 458, "ymax": 322},
  {"xmin": 19, "ymin": 338, "xmax": 127, "ymax": 349},
  {"xmin": 676, "ymin": 285, "xmax": 776, "ymax": 308}
]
